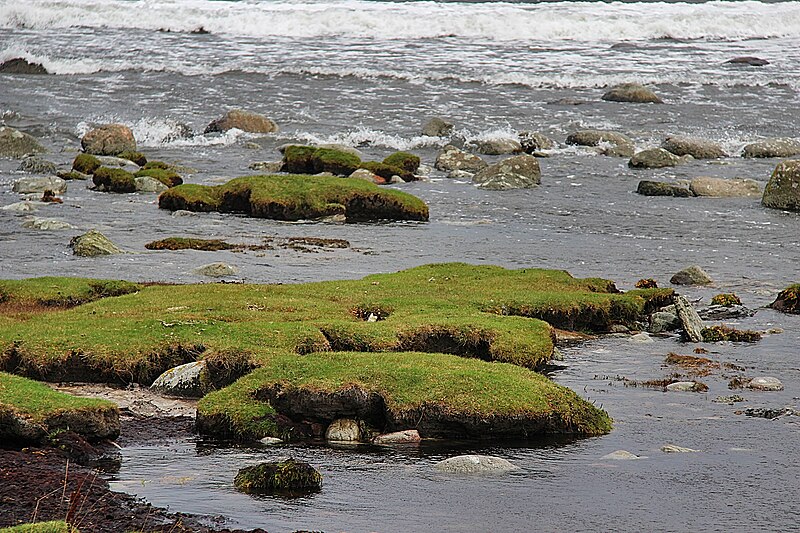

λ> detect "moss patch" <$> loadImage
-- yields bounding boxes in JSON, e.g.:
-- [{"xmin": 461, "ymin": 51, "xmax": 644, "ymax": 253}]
[
  {"xmin": 134, "ymin": 168, "xmax": 182, "ymax": 188},
  {"xmin": 710, "ymin": 293, "xmax": 741, "ymax": 306},
  {"xmin": 72, "ymin": 154, "xmax": 101, "ymax": 175},
  {"xmin": 234, "ymin": 459, "xmax": 322, "ymax": 496},
  {"xmin": 283, "ymin": 146, "xmax": 361, "ymax": 176},
  {"xmin": 701, "ymin": 325, "xmax": 762, "ymax": 343},
  {"xmin": 359, "ymin": 161, "xmax": 414, "ymax": 182},
  {"xmin": 0, "ymin": 522, "xmax": 76, "ymax": 533},
  {"xmin": 383, "ymin": 151, "xmax": 420, "ymax": 173},
  {"xmin": 771, "ymin": 284, "xmax": 800, "ymax": 314},
  {"xmin": 92, "ymin": 167, "xmax": 135, "ymax": 193},
  {"xmin": 117, "ymin": 150, "xmax": 147, "ymax": 167}
]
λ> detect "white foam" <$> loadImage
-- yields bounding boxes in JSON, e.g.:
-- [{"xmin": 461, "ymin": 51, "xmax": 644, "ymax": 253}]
[{"xmin": 288, "ymin": 127, "xmax": 446, "ymax": 151}]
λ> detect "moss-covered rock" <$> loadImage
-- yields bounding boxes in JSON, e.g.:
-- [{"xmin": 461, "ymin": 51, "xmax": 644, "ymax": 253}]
[
  {"xmin": 134, "ymin": 168, "xmax": 183, "ymax": 188},
  {"xmin": 92, "ymin": 167, "xmax": 136, "ymax": 193},
  {"xmin": 73, "ymin": 153, "xmax": 102, "ymax": 175},
  {"xmin": 762, "ymin": 159, "xmax": 800, "ymax": 211},
  {"xmin": 118, "ymin": 150, "xmax": 147, "ymax": 167},
  {"xmin": 636, "ymin": 180, "xmax": 693, "ymax": 197},
  {"xmin": 359, "ymin": 161, "xmax": 414, "ymax": 182},
  {"xmin": 283, "ymin": 146, "xmax": 361, "ymax": 176},
  {"xmin": 143, "ymin": 160, "xmax": 171, "ymax": 170},
  {"xmin": 382, "ymin": 151, "xmax": 420, "ymax": 173},
  {"xmin": 635, "ymin": 278, "xmax": 658, "ymax": 289},
  {"xmin": 234, "ymin": 459, "xmax": 322, "ymax": 495},
  {"xmin": 701, "ymin": 325, "xmax": 762, "ymax": 343},
  {"xmin": 710, "ymin": 293, "xmax": 741, "ymax": 307},
  {"xmin": 770, "ymin": 284, "xmax": 800, "ymax": 314},
  {"xmin": 70, "ymin": 230, "xmax": 124, "ymax": 257},
  {"xmin": 145, "ymin": 237, "xmax": 235, "ymax": 251}
]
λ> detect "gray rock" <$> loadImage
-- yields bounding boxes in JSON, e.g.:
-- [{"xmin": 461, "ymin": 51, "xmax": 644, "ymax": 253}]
[
  {"xmin": 661, "ymin": 444, "xmax": 699, "ymax": 453},
  {"xmin": 259, "ymin": 437, "xmax": 283, "ymax": 445},
  {"xmin": 0, "ymin": 126, "xmax": 46, "ymax": 158},
  {"xmin": 666, "ymin": 381, "xmax": 705, "ymax": 392},
  {"xmin": 712, "ymin": 395, "xmax": 745, "ymax": 404},
  {"xmin": 726, "ymin": 56, "xmax": 769, "ymax": 66},
  {"xmin": 325, "ymin": 418, "xmax": 362, "ymax": 442},
  {"xmin": 601, "ymin": 450, "xmax": 643, "ymax": 460},
  {"xmin": 316, "ymin": 143, "xmax": 363, "ymax": 158},
  {"xmin": 673, "ymin": 294, "xmax": 704, "ymax": 342},
  {"xmin": 636, "ymin": 180, "xmax": 693, "ymax": 197},
  {"xmin": 134, "ymin": 176, "xmax": 168, "ymax": 193},
  {"xmin": 519, "ymin": 131, "xmax": 554, "ymax": 153},
  {"xmin": 472, "ymin": 154, "xmax": 541, "ymax": 190},
  {"xmin": 649, "ymin": 311, "xmax": 681, "ymax": 333},
  {"xmin": 195, "ymin": 262, "xmax": 238, "ymax": 277},
  {"xmin": 81, "ymin": 124, "xmax": 137, "ymax": 156},
  {"xmin": 249, "ymin": 161, "xmax": 284, "ymax": 173},
  {"xmin": 661, "ymin": 136, "xmax": 727, "ymax": 159},
  {"xmin": 697, "ymin": 304, "xmax": 755, "ymax": 320},
  {"xmin": 0, "ymin": 57, "xmax": 49, "ymax": 75},
  {"xmin": 97, "ymin": 156, "xmax": 141, "ymax": 173},
  {"xmin": 762, "ymin": 159, "xmax": 800, "ymax": 212},
  {"xmin": 689, "ymin": 176, "xmax": 762, "ymax": 198},
  {"xmin": 435, "ymin": 145, "xmax": 488, "ymax": 173},
  {"xmin": 22, "ymin": 217, "xmax": 74, "ymax": 230},
  {"xmin": 744, "ymin": 407, "xmax": 794, "ymax": 419},
  {"xmin": 629, "ymin": 148, "xmax": 684, "ymax": 169},
  {"xmin": 602, "ymin": 83, "xmax": 663, "ymax": 104},
  {"xmin": 373, "ymin": 429, "xmax": 421, "ymax": 445},
  {"xmin": 204, "ymin": 109, "xmax": 278, "ymax": 134},
  {"xmin": 670, "ymin": 266, "xmax": 713, "ymax": 286},
  {"xmin": 629, "ymin": 332, "xmax": 654, "ymax": 343},
  {"xmin": 747, "ymin": 377, "xmax": 784, "ymax": 391},
  {"xmin": 742, "ymin": 138, "xmax": 800, "ymax": 159},
  {"xmin": 12, "ymin": 176, "xmax": 66, "ymax": 194},
  {"xmin": 17, "ymin": 156, "xmax": 57, "ymax": 174},
  {"xmin": 70, "ymin": 230, "xmax": 124, "ymax": 257},
  {"xmin": 469, "ymin": 138, "xmax": 522, "ymax": 155},
  {"xmin": 150, "ymin": 361, "xmax": 207, "ymax": 398},
  {"xmin": 0, "ymin": 201, "xmax": 37, "ymax": 212},
  {"xmin": 435, "ymin": 454, "xmax": 519, "ymax": 474},
  {"xmin": 566, "ymin": 129, "xmax": 635, "ymax": 157},
  {"xmin": 421, "ymin": 117, "xmax": 454, "ymax": 137},
  {"xmin": 171, "ymin": 210, "xmax": 197, "ymax": 217},
  {"xmin": 447, "ymin": 169, "xmax": 475, "ymax": 180}
]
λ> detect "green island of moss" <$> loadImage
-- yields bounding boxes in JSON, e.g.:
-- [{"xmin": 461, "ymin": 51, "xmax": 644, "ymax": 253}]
[
  {"xmin": 771, "ymin": 284, "xmax": 800, "ymax": 314},
  {"xmin": 0, "ymin": 521, "xmax": 77, "ymax": 533},
  {"xmin": 144, "ymin": 237, "xmax": 235, "ymax": 251},
  {"xmin": 383, "ymin": 151, "xmax": 420, "ymax": 173},
  {"xmin": 234, "ymin": 459, "xmax": 322, "ymax": 496},
  {"xmin": 92, "ymin": 167, "xmax": 136, "ymax": 193},
  {"xmin": 134, "ymin": 168, "xmax": 183, "ymax": 188},
  {"xmin": 282, "ymin": 146, "xmax": 419, "ymax": 181},
  {"xmin": 158, "ymin": 174, "xmax": 429, "ymax": 222},
  {"xmin": 72, "ymin": 153, "xmax": 101, "ymax": 175}
]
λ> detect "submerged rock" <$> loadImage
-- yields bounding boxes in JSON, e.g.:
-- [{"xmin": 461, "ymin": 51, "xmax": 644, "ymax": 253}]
[
  {"xmin": 602, "ymin": 83, "xmax": 663, "ymax": 104},
  {"xmin": 70, "ymin": 230, "xmax": 124, "ymax": 257},
  {"xmin": 649, "ymin": 311, "xmax": 681, "ymax": 333},
  {"xmin": 601, "ymin": 450, "xmax": 642, "ymax": 460},
  {"xmin": 666, "ymin": 381, "xmax": 707, "ymax": 392},
  {"xmin": 17, "ymin": 156, "xmax": 57, "ymax": 174},
  {"xmin": 434, "ymin": 455, "xmax": 519, "ymax": 474},
  {"xmin": 0, "ymin": 126, "xmax": 46, "ymax": 158},
  {"xmin": 22, "ymin": 217, "xmax": 74, "ymax": 231},
  {"xmin": 0, "ymin": 57, "xmax": 49, "ymax": 75},
  {"xmin": 150, "ymin": 361, "xmax": 207, "ymax": 398},
  {"xmin": 747, "ymin": 377, "xmax": 784, "ymax": 391},
  {"xmin": 519, "ymin": 131, "xmax": 554, "ymax": 153},
  {"xmin": 713, "ymin": 395, "xmax": 745, "ymax": 404},
  {"xmin": 421, "ymin": 117, "xmax": 454, "ymax": 137},
  {"xmin": 689, "ymin": 176, "xmax": 761, "ymax": 198},
  {"xmin": 0, "ymin": 201, "xmax": 37, "ymax": 212},
  {"xmin": 636, "ymin": 180, "xmax": 693, "ymax": 197},
  {"xmin": 134, "ymin": 176, "xmax": 169, "ymax": 193},
  {"xmin": 373, "ymin": 429, "xmax": 421, "ymax": 445},
  {"xmin": 468, "ymin": 138, "xmax": 522, "ymax": 155},
  {"xmin": 204, "ymin": 109, "xmax": 278, "ymax": 134},
  {"xmin": 234, "ymin": 459, "xmax": 322, "ymax": 495},
  {"xmin": 12, "ymin": 176, "xmax": 66, "ymax": 194},
  {"xmin": 725, "ymin": 56, "xmax": 769, "ymax": 66},
  {"xmin": 744, "ymin": 407, "xmax": 794, "ymax": 419},
  {"xmin": 629, "ymin": 148, "xmax": 685, "ymax": 169},
  {"xmin": 661, "ymin": 136, "xmax": 727, "ymax": 159},
  {"xmin": 566, "ymin": 129, "xmax": 635, "ymax": 157},
  {"xmin": 742, "ymin": 138, "xmax": 800, "ymax": 159},
  {"xmin": 249, "ymin": 161, "xmax": 284, "ymax": 173},
  {"xmin": 661, "ymin": 444, "xmax": 699, "ymax": 453},
  {"xmin": 630, "ymin": 332, "xmax": 654, "ymax": 343},
  {"xmin": 697, "ymin": 304, "xmax": 754, "ymax": 320},
  {"xmin": 673, "ymin": 294, "xmax": 704, "ymax": 342},
  {"xmin": 762, "ymin": 159, "xmax": 800, "ymax": 212},
  {"xmin": 82, "ymin": 124, "xmax": 137, "ymax": 156},
  {"xmin": 670, "ymin": 266, "xmax": 712, "ymax": 286},
  {"xmin": 194, "ymin": 262, "xmax": 238, "ymax": 278},
  {"xmin": 325, "ymin": 418, "xmax": 362, "ymax": 442},
  {"xmin": 472, "ymin": 154, "xmax": 541, "ymax": 190},
  {"xmin": 435, "ymin": 145, "xmax": 487, "ymax": 173}
]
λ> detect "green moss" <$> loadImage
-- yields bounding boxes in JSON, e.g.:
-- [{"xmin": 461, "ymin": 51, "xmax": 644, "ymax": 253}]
[
  {"xmin": 92, "ymin": 167, "xmax": 136, "ymax": 193},
  {"xmin": 635, "ymin": 278, "xmax": 658, "ymax": 289},
  {"xmin": 0, "ymin": 372, "xmax": 113, "ymax": 422},
  {"xmin": 0, "ymin": 521, "xmax": 77, "ymax": 533},
  {"xmin": 701, "ymin": 325, "xmax": 762, "ymax": 343},
  {"xmin": 72, "ymin": 153, "xmax": 101, "ymax": 175},
  {"xmin": 283, "ymin": 146, "xmax": 361, "ymax": 176},
  {"xmin": 57, "ymin": 170, "xmax": 90, "ymax": 181},
  {"xmin": 134, "ymin": 168, "xmax": 183, "ymax": 188},
  {"xmin": 383, "ymin": 151, "xmax": 420, "ymax": 173},
  {"xmin": 234, "ymin": 459, "xmax": 322, "ymax": 495},
  {"xmin": 143, "ymin": 160, "xmax": 171, "ymax": 170},
  {"xmin": 145, "ymin": 237, "xmax": 235, "ymax": 251},
  {"xmin": 771, "ymin": 284, "xmax": 800, "ymax": 314},
  {"xmin": 359, "ymin": 161, "xmax": 414, "ymax": 182},
  {"xmin": 710, "ymin": 293, "xmax": 741, "ymax": 307},
  {"xmin": 118, "ymin": 150, "xmax": 147, "ymax": 167},
  {"xmin": 0, "ymin": 277, "xmax": 140, "ymax": 309}
]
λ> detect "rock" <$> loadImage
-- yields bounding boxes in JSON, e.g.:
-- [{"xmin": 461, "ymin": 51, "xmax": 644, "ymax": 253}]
[
  {"xmin": 243, "ymin": 142, "xmax": 260, "ymax": 150},
  {"xmin": 134, "ymin": 176, "xmax": 169, "ymax": 193},
  {"xmin": 447, "ymin": 170, "xmax": 475, "ymax": 180},
  {"xmin": 747, "ymin": 377, "xmax": 784, "ymax": 391},
  {"xmin": 661, "ymin": 444, "xmax": 699, "ymax": 453},
  {"xmin": 742, "ymin": 138, "xmax": 800, "ymax": 158},
  {"xmin": 762, "ymin": 159, "xmax": 800, "ymax": 212},
  {"xmin": 325, "ymin": 418, "xmax": 362, "ymax": 442},
  {"xmin": 697, "ymin": 305, "xmax": 755, "ymax": 320},
  {"xmin": 317, "ymin": 143, "xmax": 363, "ymax": 159},
  {"xmin": 194, "ymin": 262, "xmax": 238, "ymax": 278},
  {"xmin": 372, "ymin": 429, "xmax": 421, "ymax": 445},
  {"xmin": 12, "ymin": 176, "xmax": 66, "ymax": 194},
  {"xmin": 97, "ymin": 155, "xmax": 140, "ymax": 173},
  {"xmin": 609, "ymin": 324, "xmax": 629, "ymax": 333},
  {"xmin": 234, "ymin": 459, "xmax": 322, "ymax": 495},
  {"xmin": 744, "ymin": 407, "xmax": 794, "ymax": 419},
  {"xmin": 349, "ymin": 168, "xmax": 383, "ymax": 184},
  {"xmin": 0, "ymin": 126, "xmax": 46, "ymax": 158},
  {"xmin": 434, "ymin": 145, "xmax": 488, "ymax": 173},
  {"xmin": 649, "ymin": 311, "xmax": 681, "ymax": 333},
  {"xmin": 673, "ymin": 294, "xmax": 704, "ymax": 342},
  {"xmin": 434, "ymin": 454, "xmax": 519, "ymax": 474},
  {"xmin": 70, "ymin": 230, "xmax": 124, "ymax": 257},
  {"xmin": 421, "ymin": 117, "xmax": 454, "ymax": 137},
  {"xmin": 249, "ymin": 161, "xmax": 284, "ymax": 173},
  {"xmin": 601, "ymin": 450, "xmax": 642, "ymax": 460},
  {"xmin": 725, "ymin": 57, "xmax": 769, "ymax": 66},
  {"xmin": 666, "ymin": 381, "xmax": 707, "ymax": 392},
  {"xmin": 472, "ymin": 154, "xmax": 541, "ymax": 190},
  {"xmin": 630, "ymin": 332, "xmax": 654, "ymax": 343},
  {"xmin": 171, "ymin": 210, "xmax": 198, "ymax": 217},
  {"xmin": 629, "ymin": 148, "xmax": 685, "ymax": 169},
  {"xmin": 81, "ymin": 124, "xmax": 137, "ymax": 156},
  {"xmin": 689, "ymin": 176, "xmax": 762, "ymax": 198},
  {"xmin": 770, "ymin": 285, "xmax": 800, "ymax": 314},
  {"xmin": 150, "ymin": 361, "xmax": 207, "ymax": 398},
  {"xmin": 22, "ymin": 217, "xmax": 74, "ymax": 230},
  {"xmin": 670, "ymin": 266, "xmax": 713, "ymax": 286},
  {"xmin": 57, "ymin": 170, "xmax": 91, "ymax": 181},
  {"xmin": 0, "ymin": 58, "xmax": 49, "ymax": 75},
  {"xmin": 519, "ymin": 131, "xmax": 554, "ymax": 153},
  {"xmin": 469, "ymin": 138, "xmax": 522, "ymax": 155},
  {"xmin": 565, "ymin": 129, "xmax": 635, "ymax": 157},
  {"xmin": 712, "ymin": 395, "xmax": 745, "ymax": 404},
  {"xmin": 17, "ymin": 156, "xmax": 57, "ymax": 174},
  {"xmin": 0, "ymin": 201, "xmax": 37, "ymax": 212},
  {"xmin": 204, "ymin": 109, "xmax": 278, "ymax": 134},
  {"xmin": 259, "ymin": 437, "xmax": 283, "ymax": 445},
  {"xmin": 636, "ymin": 180, "xmax": 693, "ymax": 197},
  {"xmin": 602, "ymin": 83, "xmax": 663, "ymax": 104},
  {"xmin": 661, "ymin": 136, "xmax": 727, "ymax": 159}
]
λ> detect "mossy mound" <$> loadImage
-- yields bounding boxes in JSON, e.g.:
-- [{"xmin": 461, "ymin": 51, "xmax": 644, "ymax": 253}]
[
  {"xmin": 134, "ymin": 168, "xmax": 183, "ymax": 188},
  {"xmin": 117, "ymin": 150, "xmax": 147, "ymax": 167},
  {"xmin": 0, "ymin": 277, "xmax": 140, "ymax": 309},
  {"xmin": 635, "ymin": 278, "xmax": 658, "ymax": 289},
  {"xmin": 143, "ymin": 160, "xmax": 171, "ymax": 170},
  {"xmin": 234, "ymin": 459, "xmax": 322, "ymax": 496},
  {"xmin": 0, "ymin": 522, "xmax": 77, "ymax": 533},
  {"xmin": 710, "ymin": 293, "xmax": 741, "ymax": 307},
  {"xmin": 382, "ymin": 151, "xmax": 420, "ymax": 173},
  {"xmin": 158, "ymin": 174, "xmax": 429, "ymax": 222},
  {"xmin": 701, "ymin": 325, "xmax": 762, "ymax": 343},
  {"xmin": 359, "ymin": 161, "xmax": 414, "ymax": 182},
  {"xmin": 770, "ymin": 284, "xmax": 800, "ymax": 314},
  {"xmin": 145, "ymin": 237, "xmax": 235, "ymax": 251},
  {"xmin": 92, "ymin": 167, "xmax": 136, "ymax": 193},
  {"xmin": 72, "ymin": 153, "xmax": 101, "ymax": 175},
  {"xmin": 283, "ymin": 146, "xmax": 361, "ymax": 176}
]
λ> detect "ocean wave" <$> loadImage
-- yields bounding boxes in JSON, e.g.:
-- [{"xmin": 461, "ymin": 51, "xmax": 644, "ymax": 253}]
[{"xmin": 2, "ymin": 0, "xmax": 799, "ymax": 42}]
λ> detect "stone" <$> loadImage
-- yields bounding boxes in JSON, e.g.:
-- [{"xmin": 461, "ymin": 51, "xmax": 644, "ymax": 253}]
[
  {"xmin": 661, "ymin": 136, "xmax": 727, "ymax": 159},
  {"xmin": 249, "ymin": 161, "xmax": 284, "ymax": 173},
  {"xmin": 744, "ymin": 407, "xmax": 794, "ymax": 419},
  {"xmin": 70, "ymin": 230, "xmax": 124, "ymax": 257},
  {"xmin": 670, "ymin": 266, "xmax": 713, "ymax": 286},
  {"xmin": 234, "ymin": 459, "xmax": 322, "ymax": 495},
  {"xmin": 601, "ymin": 450, "xmax": 642, "ymax": 460},
  {"xmin": 317, "ymin": 143, "xmax": 363, "ymax": 158},
  {"xmin": 17, "ymin": 156, "xmax": 57, "ymax": 174},
  {"xmin": 602, "ymin": 83, "xmax": 663, "ymax": 104},
  {"xmin": 565, "ymin": 129, "xmax": 635, "ymax": 157},
  {"xmin": 469, "ymin": 138, "xmax": 522, "ymax": 155},
  {"xmin": 434, "ymin": 454, "xmax": 519, "ymax": 474},
  {"xmin": 712, "ymin": 395, "xmax": 744, "ymax": 404},
  {"xmin": 747, "ymin": 377, "xmax": 784, "ymax": 391},
  {"xmin": 725, "ymin": 57, "xmax": 769, "ymax": 66},
  {"xmin": 97, "ymin": 156, "xmax": 140, "ymax": 173},
  {"xmin": 434, "ymin": 145, "xmax": 488, "ymax": 173},
  {"xmin": 349, "ymin": 168, "xmax": 383, "ymax": 184},
  {"xmin": 742, "ymin": 139, "xmax": 800, "ymax": 159},
  {"xmin": 447, "ymin": 170, "xmax": 475, "ymax": 179},
  {"xmin": 0, "ymin": 126, "xmax": 46, "ymax": 158},
  {"xmin": 666, "ymin": 381, "xmax": 706, "ymax": 392},
  {"xmin": 12, "ymin": 176, "xmax": 66, "ymax": 194},
  {"xmin": 762, "ymin": 159, "xmax": 800, "ymax": 212},
  {"xmin": 771, "ymin": 285, "xmax": 800, "ymax": 314},
  {"xmin": 421, "ymin": 117, "xmax": 454, "ymax": 137},
  {"xmin": 134, "ymin": 176, "xmax": 169, "ymax": 193},
  {"xmin": 204, "ymin": 109, "xmax": 278, "ymax": 134},
  {"xmin": 259, "ymin": 437, "xmax": 283, "ymax": 445},
  {"xmin": 372, "ymin": 429, "xmax": 421, "ymax": 445},
  {"xmin": 81, "ymin": 124, "xmax": 137, "ymax": 156},
  {"xmin": 661, "ymin": 444, "xmax": 699, "ymax": 453},
  {"xmin": 0, "ymin": 201, "xmax": 37, "ymax": 212},
  {"xmin": 673, "ymin": 295, "xmax": 704, "ymax": 342},
  {"xmin": 697, "ymin": 305, "xmax": 755, "ymax": 320},
  {"xmin": 629, "ymin": 148, "xmax": 684, "ymax": 169},
  {"xmin": 22, "ymin": 217, "xmax": 74, "ymax": 231},
  {"xmin": 150, "ymin": 361, "xmax": 207, "ymax": 398},
  {"xmin": 472, "ymin": 154, "xmax": 541, "ymax": 190},
  {"xmin": 636, "ymin": 180, "xmax": 693, "ymax": 197},
  {"xmin": 325, "ymin": 418, "xmax": 362, "ymax": 442},
  {"xmin": 519, "ymin": 131, "xmax": 554, "ymax": 153},
  {"xmin": 689, "ymin": 176, "xmax": 762, "ymax": 198},
  {"xmin": 194, "ymin": 262, "xmax": 238, "ymax": 277},
  {"xmin": 630, "ymin": 332, "xmax": 654, "ymax": 343},
  {"xmin": 649, "ymin": 311, "xmax": 681, "ymax": 333},
  {"xmin": 0, "ymin": 58, "xmax": 49, "ymax": 75}
]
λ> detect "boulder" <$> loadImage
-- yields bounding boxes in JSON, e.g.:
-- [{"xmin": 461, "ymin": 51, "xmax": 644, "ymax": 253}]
[
  {"xmin": 661, "ymin": 136, "xmax": 727, "ymax": 159},
  {"xmin": 689, "ymin": 176, "xmax": 762, "ymax": 198},
  {"xmin": 670, "ymin": 266, "xmax": 712, "ymax": 286},
  {"xmin": 0, "ymin": 126, "xmax": 46, "ymax": 158},
  {"xmin": 0, "ymin": 58, "xmax": 49, "ymax": 75},
  {"xmin": 762, "ymin": 159, "xmax": 800, "ymax": 211},
  {"xmin": 747, "ymin": 377, "xmax": 784, "ymax": 391},
  {"xmin": 204, "ymin": 109, "xmax": 278, "ymax": 134},
  {"xmin": 195, "ymin": 262, "xmax": 238, "ymax": 277},
  {"xmin": 648, "ymin": 311, "xmax": 680, "ymax": 333},
  {"xmin": 17, "ymin": 156, "xmax": 57, "ymax": 174},
  {"xmin": 12, "ymin": 176, "xmax": 66, "ymax": 194},
  {"xmin": 630, "ymin": 332, "xmax": 654, "ymax": 343},
  {"xmin": 472, "ymin": 154, "xmax": 541, "ymax": 190},
  {"xmin": 150, "ymin": 361, "xmax": 207, "ymax": 398},
  {"xmin": 601, "ymin": 83, "xmax": 663, "ymax": 104},
  {"xmin": 234, "ymin": 459, "xmax": 322, "ymax": 495},
  {"xmin": 372, "ymin": 429, "xmax": 421, "ymax": 445},
  {"xmin": 421, "ymin": 117, "xmax": 454, "ymax": 137},
  {"xmin": 519, "ymin": 131, "xmax": 554, "ymax": 153},
  {"xmin": 134, "ymin": 176, "xmax": 169, "ymax": 193},
  {"xmin": 770, "ymin": 285, "xmax": 800, "ymax": 314},
  {"xmin": 0, "ymin": 201, "xmax": 37, "ymax": 213},
  {"xmin": 70, "ymin": 230, "xmax": 124, "ymax": 257},
  {"xmin": 725, "ymin": 57, "xmax": 769, "ymax": 66},
  {"xmin": 601, "ymin": 450, "xmax": 642, "ymax": 460},
  {"xmin": 317, "ymin": 143, "xmax": 363, "ymax": 158},
  {"xmin": 628, "ymin": 148, "xmax": 685, "ymax": 169},
  {"xmin": 673, "ymin": 294, "xmax": 704, "ymax": 342},
  {"xmin": 434, "ymin": 145, "xmax": 487, "ymax": 173},
  {"xmin": 349, "ymin": 168, "xmax": 383, "ymax": 184},
  {"xmin": 742, "ymin": 138, "xmax": 800, "ymax": 159},
  {"xmin": 636, "ymin": 180, "xmax": 693, "ymax": 197},
  {"xmin": 249, "ymin": 161, "xmax": 284, "ymax": 173},
  {"xmin": 666, "ymin": 381, "xmax": 707, "ymax": 392},
  {"xmin": 325, "ymin": 418, "xmax": 362, "ymax": 442},
  {"xmin": 469, "ymin": 138, "xmax": 522, "ymax": 155},
  {"xmin": 565, "ymin": 129, "xmax": 635, "ymax": 157},
  {"xmin": 697, "ymin": 305, "xmax": 754, "ymax": 320},
  {"xmin": 22, "ymin": 217, "xmax": 74, "ymax": 231},
  {"xmin": 661, "ymin": 444, "xmax": 699, "ymax": 453},
  {"xmin": 434, "ymin": 455, "xmax": 519, "ymax": 474},
  {"xmin": 81, "ymin": 124, "xmax": 137, "ymax": 156}
]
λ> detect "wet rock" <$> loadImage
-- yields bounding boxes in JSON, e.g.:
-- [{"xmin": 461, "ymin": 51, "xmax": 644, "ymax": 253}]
[
  {"xmin": 689, "ymin": 176, "xmax": 762, "ymax": 198},
  {"xmin": 566, "ymin": 129, "xmax": 635, "ymax": 157},
  {"xmin": 472, "ymin": 154, "xmax": 541, "ymax": 190},
  {"xmin": 770, "ymin": 285, "xmax": 800, "ymax": 314},
  {"xmin": 194, "ymin": 262, "xmax": 238, "ymax": 278},
  {"xmin": 661, "ymin": 136, "xmax": 727, "ymax": 159},
  {"xmin": 434, "ymin": 455, "xmax": 519, "ymax": 474},
  {"xmin": 0, "ymin": 126, "xmax": 46, "ymax": 158},
  {"xmin": 742, "ymin": 138, "xmax": 800, "ymax": 159},
  {"xmin": 325, "ymin": 418, "xmax": 362, "ymax": 442},
  {"xmin": 204, "ymin": 109, "xmax": 278, "ymax": 134},
  {"xmin": 134, "ymin": 176, "xmax": 169, "ymax": 193},
  {"xmin": 636, "ymin": 180, "xmax": 693, "ymax": 197},
  {"xmin": 744, "ymin": 407, "xmax": 795, "ymax": 419},
  {"xmin": 22, "ymin": 217, "xmax": 74, "ymax": 231},
  {"xmin": 82, "ymin": 124, "xmax": 137, "ymax": 156},
  {"xmin": 712, "ymin": 395, "xmax": 744, "ymax": 404},
  {"xmin": 602, "ymin": 83, "xmax": 663, "ymax": 104},
  {"xmin": 673, "ymin": 294, "xmax": 704, "ymax": 342},
  {"xmin": 601, "ymin": 450, "xmax": 642, "ymax": 460},
  {"xmin": 249, "ymin": 161, "xmax": 284, "ymax": 173},
  {"xmin": 661, "ymin": 444, "xmax": 699, "ymax": 453},
  {"xmin": 70, "ymin": 230, "xmax": 124, "ymax": 257},
  {"xmin": 649, "ymin": 311, "xmax": 681, "ymax": 333},
  {"xmin": 670, "ymin": 266, "xmax": 713, "ymax": 286},
  {"xmin": 666, "ymin": 381, "xmax": 707, "ymax": 392},
  {"xmin": 519, "ymin": 131, "xmax": 554, "ymax": 153},
  {"xmin": 234, "ymin": 459, "xmax": 322, "ymax": 495},
  {"xmin": 97, "ymin": 155, "xmax": 140, "ymax": 173},
  {"xmin": 468, "ymin": 138, "xmax": 522, "ymax": 155},
  {"xmin": 609, "ymin": 324, "xmax": 630, "ymax": 333},
  {"xmin": 421, "ymin": 117, "xmax": 454, "ymax": 137},
  {"xmin": 630, "ymin": 332, "xmax": 654, "ymax": 343},
  {"xmin": 259, "ymin": 436, "xmax": 283, "ymax": 445},
  {"xmin": 725, "ymin": 56, "xmax": 769, "ymax": 66},
  {"xmin": 0, "ymin": 201, "xmax": 37, "ymax": 212},
  {"xmin": 17, "ymin": 156, "xmax": 57, "ymax": 174},
  {"xmin": 57, "ymin": 170, "xmax": 91, "ymax": 181},
  {"xmin": 373, "ymin": 429, "xmax": 421, "ymax": 445},
  {"xmin": 697, "ymin": 304, "xmax": 755, "ymax": 320},
  {"xmin": 434, "ymin": 145, "xmax": 487, "ymax": 173},
  {"xmin": 349, "ymin": 168, "xmax": 384, "ymax": 184},
  {"xmin": 12, "ymin": 176, "xmax": 66, "ymax": 194},
  {"xmin": 747, "ymin": 377, "xmax": 784, "ymax": 391},
  {"xmin": 150, "ymin": 361, "xmax": 207, "ymax": 398},
  {"xmin": 762, "ymin": 159, "xmax": 800, "ymax": 212},
  {"xmin": 0, "ymin": 57, "xmax": 49, "ymax": 75},
  {"xmin": 317, "ymin": 143, "xmax": 363, "ymax": 159},
  {"xmin": 447, "ymin": 169, "xmax": 475, "ymax": 180},
  {"xmin": 629, "ymin": 148, "xmax": 685, "ymax": 169}
]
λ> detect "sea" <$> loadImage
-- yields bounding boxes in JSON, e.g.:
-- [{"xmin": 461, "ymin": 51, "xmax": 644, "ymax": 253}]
[{"xmin": 1, "ymin": 1, "xmax": 799, "ymax": 531}]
